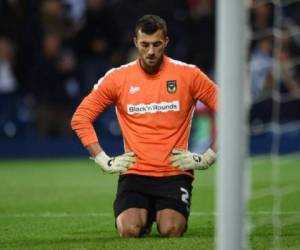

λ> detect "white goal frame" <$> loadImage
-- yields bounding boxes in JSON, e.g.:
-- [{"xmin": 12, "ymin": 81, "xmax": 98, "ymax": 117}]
[{"xmin": 216, "ymin": 0, "xmax": 248, "ymax": 250}]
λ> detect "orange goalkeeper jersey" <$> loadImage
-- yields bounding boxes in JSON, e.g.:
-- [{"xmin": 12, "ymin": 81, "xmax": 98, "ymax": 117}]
[{"xmin": 71, "ymin": 56, "xmax": 218, "ymax": 177}]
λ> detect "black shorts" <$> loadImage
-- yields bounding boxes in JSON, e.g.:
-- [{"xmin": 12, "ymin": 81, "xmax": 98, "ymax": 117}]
[{"xmin": 113, "ymin": 174, "xmax": 193, "ymax": 223}]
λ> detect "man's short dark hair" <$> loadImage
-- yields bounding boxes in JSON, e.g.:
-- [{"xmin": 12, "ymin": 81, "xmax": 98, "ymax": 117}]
[{"xmin": 134, "ymin": 15, "xmax": 167, "ymax": 37}]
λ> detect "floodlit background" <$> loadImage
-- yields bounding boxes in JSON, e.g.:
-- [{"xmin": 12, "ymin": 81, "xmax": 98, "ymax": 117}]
[{"xmin": 0, "ymin": 0, "xmax": 299, "ymax": 249}]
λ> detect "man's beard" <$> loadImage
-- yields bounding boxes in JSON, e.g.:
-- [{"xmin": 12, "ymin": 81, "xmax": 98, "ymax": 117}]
[{"xmin": 142, "ymin": 55, "xmax": 163, "ymax": 73}]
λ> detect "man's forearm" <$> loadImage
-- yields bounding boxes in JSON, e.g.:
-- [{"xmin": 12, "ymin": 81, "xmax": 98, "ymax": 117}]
[
  {"xmin": 86, "ymin": 142, "xmax": 103, "ymax": 158},
  {"xmin": 209, "ymin": 141, "xmax": 217, "ymax": 153}
]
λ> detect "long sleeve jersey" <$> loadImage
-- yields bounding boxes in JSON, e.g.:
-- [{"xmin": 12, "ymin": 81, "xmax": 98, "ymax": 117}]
[{"xmin": 71, "ymin": 56, "xmax": 218, "ymax": 177}]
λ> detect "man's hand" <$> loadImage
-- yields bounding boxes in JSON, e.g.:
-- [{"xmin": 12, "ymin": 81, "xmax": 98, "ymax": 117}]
[
  {"xmin": 170, "ymin": 148, "xmax": 216, "ymax": 170},
  {"xmin": 93, "ymin": 151, "xmax": 136, "ymax": 174}
]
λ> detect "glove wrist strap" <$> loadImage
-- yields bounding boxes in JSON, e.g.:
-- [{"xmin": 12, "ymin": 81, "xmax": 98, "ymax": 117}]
[
  {"xmin": 94, "ymin": 151, "xmax": 110, "ymax": 169},
  {"xmin": 203, "ymin": 148, "xmax": 217, "ymax": 165}
]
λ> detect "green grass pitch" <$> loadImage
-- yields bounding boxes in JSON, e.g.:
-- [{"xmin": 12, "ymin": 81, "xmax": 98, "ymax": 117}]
[{"xmin": 0, "ymin": 156, "xmax": 299, "ymax": 249}]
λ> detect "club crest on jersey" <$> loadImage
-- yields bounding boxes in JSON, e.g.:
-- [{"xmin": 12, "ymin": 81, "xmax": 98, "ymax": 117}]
[{"xmin": 166, "ymin": 80, "xmax": 177, "ymax": 94}]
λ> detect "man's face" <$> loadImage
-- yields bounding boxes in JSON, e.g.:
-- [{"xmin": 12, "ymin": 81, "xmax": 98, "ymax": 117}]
[{"xmin": 134, "ymin": 29, "xmax": 169, "ymax": 72}]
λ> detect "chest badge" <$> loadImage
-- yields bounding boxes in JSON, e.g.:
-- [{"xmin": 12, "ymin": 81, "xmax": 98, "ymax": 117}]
[{"xmin": 166, "ymin": 80, "xmax": 177, "ymax": 94}]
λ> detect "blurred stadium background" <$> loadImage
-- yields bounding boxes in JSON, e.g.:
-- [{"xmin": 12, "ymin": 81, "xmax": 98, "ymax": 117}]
[{"xmin": 0, "ymin": 0, "xmax": 299, "ymax": 249}]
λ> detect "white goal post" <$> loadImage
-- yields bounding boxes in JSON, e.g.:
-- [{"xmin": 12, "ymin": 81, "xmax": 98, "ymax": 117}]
[{"xmin": 216, "ymin": 0, "xmax": 248, "ymax": 250}]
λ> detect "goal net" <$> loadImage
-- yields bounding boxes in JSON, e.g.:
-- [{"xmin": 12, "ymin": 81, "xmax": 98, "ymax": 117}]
[{"xmin": 248, "ymin": 0, "xmax": 300, "ymax": 249}]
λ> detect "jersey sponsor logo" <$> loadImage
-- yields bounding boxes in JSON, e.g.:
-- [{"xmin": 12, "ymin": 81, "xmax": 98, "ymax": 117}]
[
  {"xmin": 129, "ymin": 85, "xmax": 140, "ymax": 94},
  {"xmin": 127, "ymin": 101, "xmax": 180, "ymax": 114},
  {"xmin": 166, "ymin": 80, "xmax": 177, "ymax": 94}
]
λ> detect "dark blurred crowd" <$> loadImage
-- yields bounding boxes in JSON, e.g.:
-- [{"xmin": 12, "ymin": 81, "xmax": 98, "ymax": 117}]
[
  {"xmin": 0, "ymin": 0, "xmax": 216, "ymax": 139},
  {"xmin": 249, "ymin": 0, "xmax": 300, "ymax": 127},
  {"xmin": 0, "ymin": 0, "xmax": 299, "ymax": 140}
]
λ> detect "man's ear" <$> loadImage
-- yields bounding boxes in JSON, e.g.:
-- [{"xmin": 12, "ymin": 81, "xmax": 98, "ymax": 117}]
[
  {"xmin": 165, "ymin": 36, "xmax": 170, "ymax": 48},
  {"xmin": 133, "ymin": 37, "xmax": 138, "ymax": 47}
]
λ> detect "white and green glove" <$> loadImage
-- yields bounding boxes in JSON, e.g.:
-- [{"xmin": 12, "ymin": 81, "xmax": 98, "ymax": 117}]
[
  {"xmin": 170, "ymin": 148, "xmax": 217, "ymax": 170},
  {"xmin": 92, "ymin": 151, "xmax": 136, "ymax": 174}
]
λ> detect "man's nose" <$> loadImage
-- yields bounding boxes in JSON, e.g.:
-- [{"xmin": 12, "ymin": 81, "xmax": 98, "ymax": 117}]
[{"xmin": 148, "ymin": 45, "xmax": 154, "ymax": 55}]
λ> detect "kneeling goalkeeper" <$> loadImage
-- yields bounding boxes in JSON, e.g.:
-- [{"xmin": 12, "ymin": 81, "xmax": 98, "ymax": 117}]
[{"xmin": 71, "ymin": 14, "xmax": 218, "ymax": 238}]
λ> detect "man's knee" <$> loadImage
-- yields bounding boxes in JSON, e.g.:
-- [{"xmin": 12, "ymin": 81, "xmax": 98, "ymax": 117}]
[
  {"xmin": 156, "ymin": 209, "xmax": 187, "ymax": 237},
  {"xmin": 157, "ymin": 222, "xmax": 185, "ymax": 237},
  {"xmin": 116, "ymin": 208, "xmax": 148, "ymax": 238},
  {"xmin": 117, "ymin": 222, "xmax": 144, "ymax": 238}
]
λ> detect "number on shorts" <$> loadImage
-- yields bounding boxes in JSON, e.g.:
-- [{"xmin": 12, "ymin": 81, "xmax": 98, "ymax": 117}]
[{"xmin": 180, "ymin": 187, "xmax": 189, "ymax": 205}]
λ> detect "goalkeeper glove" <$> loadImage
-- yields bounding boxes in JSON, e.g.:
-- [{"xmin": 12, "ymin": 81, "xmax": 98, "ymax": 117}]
[
  {"xmin": 170, "ymin": 148, "xmax": 216, "ymax": 171},
  {"xmin": 92, "ymin": 151, "xmax": 136, "ymax": 174}
]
